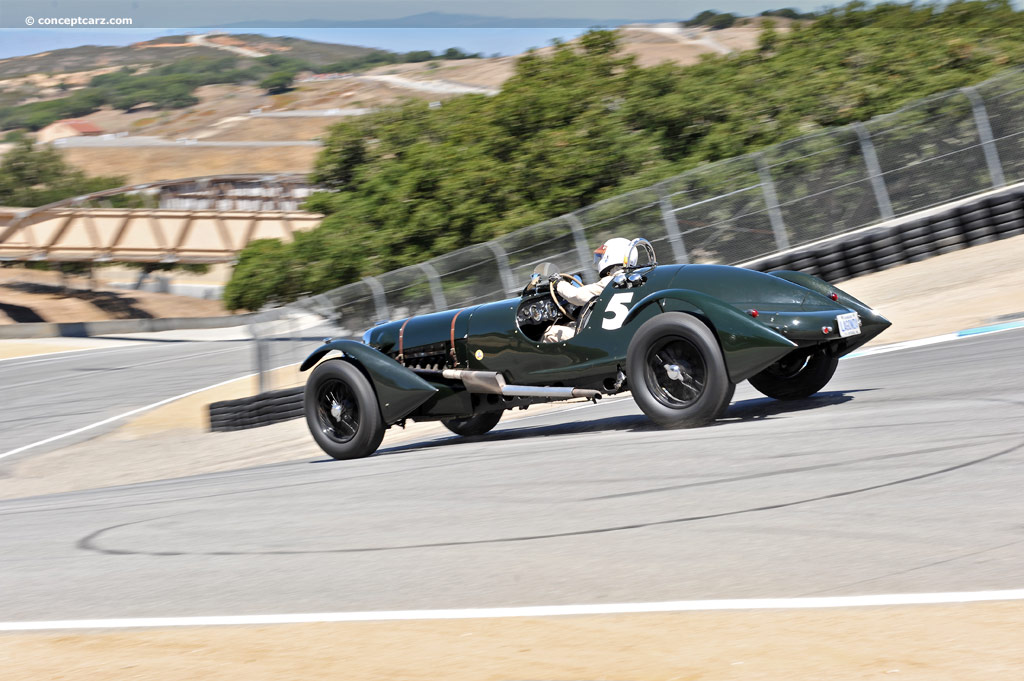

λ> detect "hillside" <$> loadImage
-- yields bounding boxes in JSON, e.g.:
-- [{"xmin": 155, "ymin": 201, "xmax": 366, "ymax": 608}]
[
  {"xmin": 0, "ymin": 24, "xmax": 787, "ymax": 184},
  {"xmin": 0, "ymin": 34, "xmax": 381, "ymax": 80},
  {"xmin": 224, "ymin": 1, "xmax": 1024, "ymax": 309}
]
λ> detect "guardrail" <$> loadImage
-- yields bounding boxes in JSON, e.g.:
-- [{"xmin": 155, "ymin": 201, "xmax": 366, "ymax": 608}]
[
  {"xmin": 209, "ymin": 179, "xmax": 1024, "ymax": 433},
  {"xmin": 282, "ymin": 66, "xmax": 1024, "ymax": 340}
]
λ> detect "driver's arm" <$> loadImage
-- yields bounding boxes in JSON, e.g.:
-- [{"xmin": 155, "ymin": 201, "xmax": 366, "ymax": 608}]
[{"xmin": 555, "ymin": 278, "xmax": 606, "ymax": 307}]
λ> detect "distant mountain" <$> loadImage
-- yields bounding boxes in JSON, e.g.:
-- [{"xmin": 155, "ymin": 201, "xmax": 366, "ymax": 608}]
[
  {"xmin": 0, "ymin": 35, "xmax": 382, "ymax": 80},
  {"xmin": 215, "ymin": 11, "xmax": 666, "ymax": 29}
]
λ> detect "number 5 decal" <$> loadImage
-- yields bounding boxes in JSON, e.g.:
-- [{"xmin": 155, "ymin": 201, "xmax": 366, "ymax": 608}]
[{"xmin": 602, "ymin": 292, "xmax": 634, "ymax": 330}]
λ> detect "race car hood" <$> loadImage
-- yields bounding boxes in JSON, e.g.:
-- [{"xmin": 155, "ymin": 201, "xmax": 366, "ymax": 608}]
[{"xmin": 364, "ymin": 306, "xmax": 483, "ymax": 357}]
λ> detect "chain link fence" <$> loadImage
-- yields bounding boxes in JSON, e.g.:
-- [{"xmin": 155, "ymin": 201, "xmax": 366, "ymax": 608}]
[{"xmin": 276, "ymin": 67, "xmax": 1024, "ymax": 345}]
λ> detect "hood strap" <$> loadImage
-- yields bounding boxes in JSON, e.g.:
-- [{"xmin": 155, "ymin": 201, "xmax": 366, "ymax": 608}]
[
  {"xmin": 449, "ymin": 309, "xmax": 464, "ymax": 367},
  {"xmin": 397, "ymin": 317, "xmax": 413, "ymax": 365}
]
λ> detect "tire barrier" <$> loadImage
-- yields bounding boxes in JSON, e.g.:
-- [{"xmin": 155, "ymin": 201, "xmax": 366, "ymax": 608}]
[
  {"xmin": 0, "ymin": 312, "xmax": 262, "ymax": 340},
  {"xmin": 746, "ymin": 182, "xmax": 1024, "ymax": 282},
  {"xmin": 208, "ymin": 386, "xmax": 304, "ymax": 432},
  {"xmin": 210, "ymin": 182, "xmax": 1024, "ymax": 432}
]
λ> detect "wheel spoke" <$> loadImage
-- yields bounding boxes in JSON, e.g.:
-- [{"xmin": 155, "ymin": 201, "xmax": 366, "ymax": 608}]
[
  {"xmin": 338, "ymin": 414, "xmax": 358, "ymax": 436},
  {"xmin": 646, "ymin": 337, "xmax": 707, "ymax": 408}
]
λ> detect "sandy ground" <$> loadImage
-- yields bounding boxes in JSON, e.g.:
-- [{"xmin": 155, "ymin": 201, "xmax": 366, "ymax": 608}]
[
  {"xmin": 0, "ymin": 338, "xmax": 133, "ymax": 359},
  {"xmin": 836, "ymin": 239, "xmax": 1024, "ymax": 344},
  {"xmin": 63, "ymin": 145, "xmax": 321, "ymax": 186},
  {"xmin": 0, "ymin": 268, "xmax": 229, "ymax": 325},
  {"xmin": 2, "ymin": 236, "xmax": 1023, "ymax": 674},
  {"xmin": 3, "ymin": 603, "xmax": 1022, "ymax": 680}
]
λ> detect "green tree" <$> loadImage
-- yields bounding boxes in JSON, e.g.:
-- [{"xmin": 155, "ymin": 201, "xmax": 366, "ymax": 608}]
[
  {"xmin": 758, "ymin": 19, "xmax": 780, "ymax": 53},
  {"xmin": 222, "ymin": 239, "xmax": 302, "ymax": 311},
  {"xmin": 0, "ymin": 139, "xmax": 124, "ymax": 207},
  {"xmin": 708, "ymin": 12, "xmax": 737, "ymax": 29},
  {"xmin": 684, "ymin": 10, "xmax": 721, "ymax": 27},
  {"xmin": 260, "ymin": 71, "xmax": 295, "ymax": 95}
]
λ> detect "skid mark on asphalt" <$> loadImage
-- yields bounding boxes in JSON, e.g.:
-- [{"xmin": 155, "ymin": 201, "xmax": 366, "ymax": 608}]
[
  {"xmin": 799, "ymin": 539, "xmax": 1024, "ymax": 596},
  {"xmin": 75, "ymin": 440, "xmax": 1023, "ymax": 557},
  {"xmin": 584, "ymin": 436, "xmax": 1012, "ymax": 500}
]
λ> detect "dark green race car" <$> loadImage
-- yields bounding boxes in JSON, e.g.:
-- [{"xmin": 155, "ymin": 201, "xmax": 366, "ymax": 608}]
[{"xmin": 300, "ymin": 239, "xmax": 890, "ymax": 460}]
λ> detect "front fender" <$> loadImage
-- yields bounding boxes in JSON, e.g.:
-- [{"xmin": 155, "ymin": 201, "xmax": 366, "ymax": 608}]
[
  {"xmin": 623, "ymin": 288, "xmax": 798, "ymax": 383},
  {"xmin": 300, "ymin": 340, "xmax": 437, "ymax": 425}
]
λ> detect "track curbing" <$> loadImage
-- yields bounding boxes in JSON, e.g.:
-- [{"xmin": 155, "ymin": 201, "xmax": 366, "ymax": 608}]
[{"xmin": 2, "ymin": 589, "xmax": 1023, "ymax": 631}]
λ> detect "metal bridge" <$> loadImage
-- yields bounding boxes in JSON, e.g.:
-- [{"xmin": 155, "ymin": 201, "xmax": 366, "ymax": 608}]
[{"xmin": 0, "ymin": 174, "xmax": 322, "ymax": 264}]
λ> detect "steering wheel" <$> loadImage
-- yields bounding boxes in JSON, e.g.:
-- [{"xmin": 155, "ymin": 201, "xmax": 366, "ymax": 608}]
[{"xmin": 548, "ymin": 273, "xmax": 582, "ymax": 320}]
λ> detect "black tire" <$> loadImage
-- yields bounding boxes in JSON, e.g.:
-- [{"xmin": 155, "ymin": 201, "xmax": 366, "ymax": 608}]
[
  {"xmin": 867, "ymin": 243, "xmax": 904, "ymax": 258},
  {"xmin": 442, "ymin": 411, "xmax": 503, "ymax": 437},
  {"xmin": 959, "ymin": 206, "xmax": 990, "ymax": 223},
  {"xmin": 748, "ymin": 349, "xmax": 839, "ymax": 400},
  {"xmin": 626, "ymin": 313, "xmax": 735, "ymax": 428},
  {"xmin": 304, "ymin": 359, "xmax": 385, "ymax": 460}
]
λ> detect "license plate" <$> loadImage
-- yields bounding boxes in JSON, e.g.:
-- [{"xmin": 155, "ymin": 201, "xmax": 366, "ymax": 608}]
[{"xmin": 837, "ymin": 312, "xmax": 861, "ymax": 338}]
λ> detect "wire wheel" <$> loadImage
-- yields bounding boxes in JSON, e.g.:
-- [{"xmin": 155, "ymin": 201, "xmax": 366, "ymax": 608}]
[
  {"xmin": 626, "ymin": 312, "xmax": 734, "ymax": 429},
  {"xmin": 748, "ymin": 349, "xmax": 839, "ymax": 401},
  {"xmin": 644, "ymin": 337, "xmax": 707, "ymax": 408},
  {"xmin": 304, "ymin": 359, "xmax": 385, "ymax": 460},
  {"xmin": 315, "ymin": 378, "xmax": 361, "ymax": 444}
]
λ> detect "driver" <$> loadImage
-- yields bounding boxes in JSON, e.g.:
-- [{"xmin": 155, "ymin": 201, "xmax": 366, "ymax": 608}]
[{"xmin": 542, "ymin": 237, "xmax": 637, "ymax": 343}]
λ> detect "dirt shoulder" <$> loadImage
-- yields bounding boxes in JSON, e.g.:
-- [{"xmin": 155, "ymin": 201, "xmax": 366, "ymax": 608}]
[
  {"xmin": 3, "ymin": 602, "xmax": 1022, "ymax": 681},
  {"xmin": 0, "ymin": 268, "xmax": 229, "ymax": 325}
]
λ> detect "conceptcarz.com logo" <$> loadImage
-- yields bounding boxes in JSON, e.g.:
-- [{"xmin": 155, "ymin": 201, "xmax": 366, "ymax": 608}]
[{"xmin": 25, "ymin": 15, "xmax": 134, "ymax": 26}]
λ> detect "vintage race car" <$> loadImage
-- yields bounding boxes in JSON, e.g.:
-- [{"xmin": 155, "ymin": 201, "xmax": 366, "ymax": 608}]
[{"xmin": 300, "ymin": 239, "xmax": 890, "ymax": 459}]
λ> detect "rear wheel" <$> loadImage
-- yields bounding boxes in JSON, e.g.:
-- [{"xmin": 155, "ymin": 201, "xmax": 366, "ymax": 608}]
[
  {"xmin": 626, "ymin": 313, "xmax": 734, "ymax": 428},
  {"xmin": 304, "ymin": 359, "xmax": 385, "ymax": 460},
  {"xmin": 748, "ymin": 349, "xmax": 838, "ymax": 400},
  {"xmin": 442, "ymin": 411, "xmax": 503, "ymax": 437}
]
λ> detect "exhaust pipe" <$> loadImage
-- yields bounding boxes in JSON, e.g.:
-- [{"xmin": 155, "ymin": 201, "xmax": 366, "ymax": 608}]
[{"xmin": 423, "ymin": 369, "xmax": 601, "ymax": 400}]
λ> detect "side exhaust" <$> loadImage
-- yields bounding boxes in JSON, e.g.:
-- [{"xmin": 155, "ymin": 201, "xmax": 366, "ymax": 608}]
[{"xmin": 414, "ymin": 368, "xmax": 601, "ymax": 400}]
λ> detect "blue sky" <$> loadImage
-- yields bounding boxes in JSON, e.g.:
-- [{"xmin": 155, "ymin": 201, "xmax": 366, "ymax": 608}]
[
  {"xmin": 0, "ymin": 28, "xmax": 591, "ymax": 60},
  {"xmin": 2, "ymin": 1, "xmax": 1020, "ymax": 61},
  {"xmin": 0, "ymin": 1, "xmax": 835, "ymax": 59}
]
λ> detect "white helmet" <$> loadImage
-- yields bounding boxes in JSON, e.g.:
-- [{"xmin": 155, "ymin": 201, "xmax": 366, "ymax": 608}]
[{"xmin": 593, "ymin": 237, "xmax": 637, "ymax": 276}]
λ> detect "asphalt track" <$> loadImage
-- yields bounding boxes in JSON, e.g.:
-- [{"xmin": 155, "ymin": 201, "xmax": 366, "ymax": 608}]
[
  {"xmin": 0, "ymin": 326, "xmax": 329, "ymax": 460},
  {"xmin": 0, "ymin": 328, "xmax": 1022, "ymax": 622}
]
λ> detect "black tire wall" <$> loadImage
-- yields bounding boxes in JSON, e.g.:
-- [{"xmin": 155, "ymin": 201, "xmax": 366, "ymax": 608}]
[{"xmin": 746, "ymin": 184, "xmax": 1024, "ymax": 282}]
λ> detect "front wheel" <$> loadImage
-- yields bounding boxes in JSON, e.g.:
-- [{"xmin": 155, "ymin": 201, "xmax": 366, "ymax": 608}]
[
  {"xmin": 748, "ymin": 350, "xmax": 838, "ymax": 400},
  {"xmin": 441, "ymin": 411, "xmax": 503, "ymax": 437},
  {"xmin": 304, "ymin": 359, "xmax": 385, "ymax": 460},
  {"xmin": 626, "ymin": 313, "xmax": 735, "ymax": 428}
]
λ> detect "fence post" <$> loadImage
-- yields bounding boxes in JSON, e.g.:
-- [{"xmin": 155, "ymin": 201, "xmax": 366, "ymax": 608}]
[
  {"xmin": 362, "ymin": 275, "xmax": 389, "ymax": 322},
  {"xmin": 250, "ymin": 317, "xmax": 267, "ymax": 394},
  {"xmin": 563, "ymin": 213, "xmax": 596, "ymax": 282},
  {"xmin": 658, "ymin": 191, "xmax": 689, "ymax": 264},
  {"xmin": 854, "ymin": 122, "xmax": 894, "ymax": 220},
  {"xmin": 485, "ymin": 241, "xmax": 518, "ymax": 294},
  {"xmin": 419, "ymin": 262, "xmax": 448, "ymax": 312},
  {"xmin": 754, "ymin": 153, "xmax": 791, "ymax": 251},
  {"xmin": 962, "ymin": 86, "xmax": 1006, "ymax": 189}
]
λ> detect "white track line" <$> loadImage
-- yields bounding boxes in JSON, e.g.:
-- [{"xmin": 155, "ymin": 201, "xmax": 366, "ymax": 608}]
[
  {"xmin": 844, "ymin": 320, "xmax": 1024, "ymax": 359},
  {"xmin": 2, "ymin": 590, "xmax": 1023, "ymax": 631},
  {"xmin": 0, "ymin": 364, "xmax": 295, "ymax": 462},
  {"xmin": 0, "ymin": 344, "xmax": 144, "ymax": 365}
]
